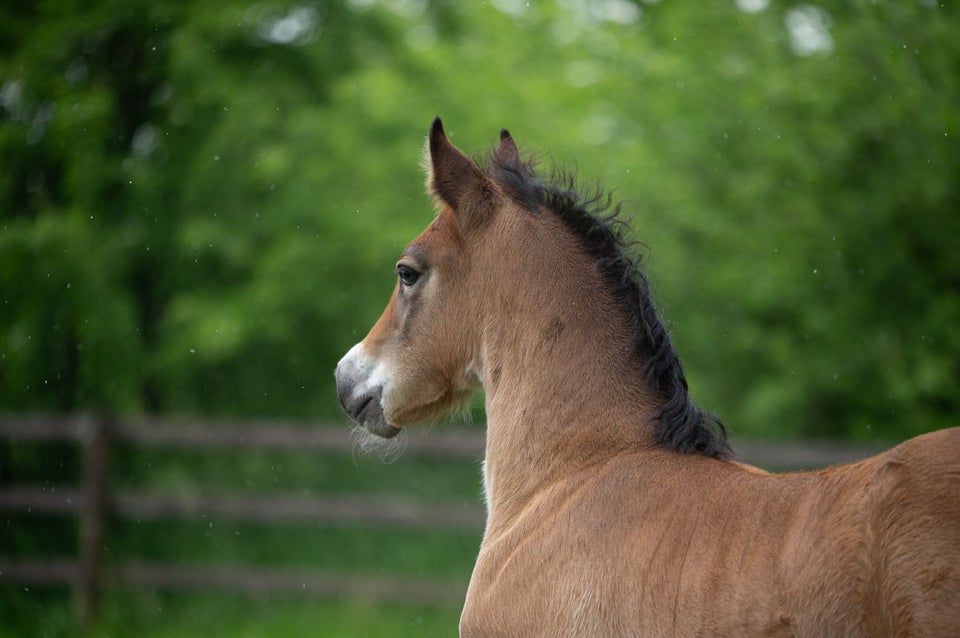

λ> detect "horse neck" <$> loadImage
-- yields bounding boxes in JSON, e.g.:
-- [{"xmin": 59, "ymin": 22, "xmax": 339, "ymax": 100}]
[{"xmin": 476, "ymin": 215, "xmax": 658, "ymax": 524}]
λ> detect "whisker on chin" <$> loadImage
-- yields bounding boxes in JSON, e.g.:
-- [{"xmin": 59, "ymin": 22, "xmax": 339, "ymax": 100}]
[
  {"xmin": 349, "ymin": 395, "xmax": 475, "ymax": 462},
  {"xmin": 350, "ymin": 423, "xmax": 407, "ymax": 464}
]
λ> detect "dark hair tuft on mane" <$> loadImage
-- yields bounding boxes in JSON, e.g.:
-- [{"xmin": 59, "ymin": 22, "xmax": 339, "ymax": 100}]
[{"xmin": 487, "ymin": 148, "xmax": 733, "ymax": 460}]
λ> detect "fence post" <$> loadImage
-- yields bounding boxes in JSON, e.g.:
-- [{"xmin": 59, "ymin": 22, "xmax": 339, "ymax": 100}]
[{"xmin": 77, "ymin": 415, "xmax": 110, "ymax": 630}]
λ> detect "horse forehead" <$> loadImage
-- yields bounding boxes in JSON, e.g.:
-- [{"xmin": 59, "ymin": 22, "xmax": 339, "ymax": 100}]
[{"xmin": 411, "ymin": 208, "xmax": 463, "ymax": 254}]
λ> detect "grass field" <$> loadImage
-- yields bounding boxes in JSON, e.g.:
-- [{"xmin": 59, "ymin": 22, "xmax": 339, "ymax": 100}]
[{"xmin": 1, "ymin": 588, "xmax": 466, "ymax": 637}]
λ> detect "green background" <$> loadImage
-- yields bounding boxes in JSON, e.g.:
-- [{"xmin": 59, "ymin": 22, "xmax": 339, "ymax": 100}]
[{"xmin": 2, "ymin": 1, "xmax": 958, "ymax": 635}]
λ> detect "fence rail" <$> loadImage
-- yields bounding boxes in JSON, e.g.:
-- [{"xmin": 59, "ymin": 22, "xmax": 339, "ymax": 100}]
[
  {"xmin": 0, "ymin": 559, "xmax": 467, "ymax": 606},
  {"xmin": 0, "ymin": 413, "xmax": 487, "ymax": 454},
  {"xmin": 0, "ymin": 414, "xmax": 890, "ymax": 627},
  {"xmin": 0, "ymin": 485, "xmax": 484, "ymax": 529}
]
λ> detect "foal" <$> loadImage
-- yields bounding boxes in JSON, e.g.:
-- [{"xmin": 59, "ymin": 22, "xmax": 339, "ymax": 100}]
[{"xmin": 335, "ymin": 118, "xmax": 960, "ymax": 637}]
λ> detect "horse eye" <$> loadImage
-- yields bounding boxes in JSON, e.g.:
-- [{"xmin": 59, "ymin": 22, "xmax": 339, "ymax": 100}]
[{"xmin": 396, "ymin": 264, "xmax": 421, "ymax": 287}]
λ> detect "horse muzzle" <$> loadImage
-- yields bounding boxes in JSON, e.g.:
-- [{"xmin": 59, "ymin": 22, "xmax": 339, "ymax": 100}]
[{"xmin": 335, "ymin": 345, "xmax": 401, "ymax": 439}]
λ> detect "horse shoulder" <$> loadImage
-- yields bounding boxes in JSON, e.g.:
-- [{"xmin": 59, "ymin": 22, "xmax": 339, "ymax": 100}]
[{"xmin": 463, "ymin": 452, "xmax": 798, "ymax": 636}]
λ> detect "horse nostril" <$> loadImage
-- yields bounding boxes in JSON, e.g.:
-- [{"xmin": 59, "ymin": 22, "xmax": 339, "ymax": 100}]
[{"xmin": 336, "ymin": 381, "xmax": 377, "ymax": 424}]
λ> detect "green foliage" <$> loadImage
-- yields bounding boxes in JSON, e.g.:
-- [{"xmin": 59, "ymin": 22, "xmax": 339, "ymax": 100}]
[{"xmin": 3, "ymin": 1, "xmax": 957, "ymax": 438}]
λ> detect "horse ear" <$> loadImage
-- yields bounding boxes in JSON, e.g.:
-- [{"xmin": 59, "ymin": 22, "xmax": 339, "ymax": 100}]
[
  {"xmin": 489, "ymin": 127, "xmax": 534, "ymax": 197},
  {"xmin": 426, "ymin": 117, "xmax": 495, "ymax": 226},
  {"xmin": 494, "ymin": 128, "xmax": 522, "ymax": 170}
]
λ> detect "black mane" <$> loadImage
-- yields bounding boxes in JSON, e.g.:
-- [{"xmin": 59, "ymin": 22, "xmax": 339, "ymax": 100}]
[{"xmin": 487, "ymin": 151, "xmax": 733, "ymax": 460}]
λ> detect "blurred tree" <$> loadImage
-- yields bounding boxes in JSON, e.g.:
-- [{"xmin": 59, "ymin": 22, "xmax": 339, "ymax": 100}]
[
  {"xmin": 1, "ymin": 0, "xmax": 957, "ymax": 440},
  {"xmin": 0, "ymin": 0, "xmax": 419, "ymax": 418},
  {"xmin": 628, "ymin": 1, "xmax": 960, "ymax": 439}
]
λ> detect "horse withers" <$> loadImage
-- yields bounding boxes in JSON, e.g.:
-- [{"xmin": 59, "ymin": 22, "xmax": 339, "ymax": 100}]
[{"xmin": 335, "ymin": 118, "xmax": 960, "ymax": 637}]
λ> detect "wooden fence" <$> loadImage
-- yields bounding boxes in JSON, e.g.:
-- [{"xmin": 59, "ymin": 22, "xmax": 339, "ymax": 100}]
[{"xmin": 0, "ymin": 415, "xmax": 888, "ymax": 627}]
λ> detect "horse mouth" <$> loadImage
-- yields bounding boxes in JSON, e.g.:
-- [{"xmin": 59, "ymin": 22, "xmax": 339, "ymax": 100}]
[
  {"xmin": 366, "ymin": 420, "xmax": 401, "ymax": 439},
  {"xmin": 353, "ymin": 395, "xmax": 401, "ymax": 439}
]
